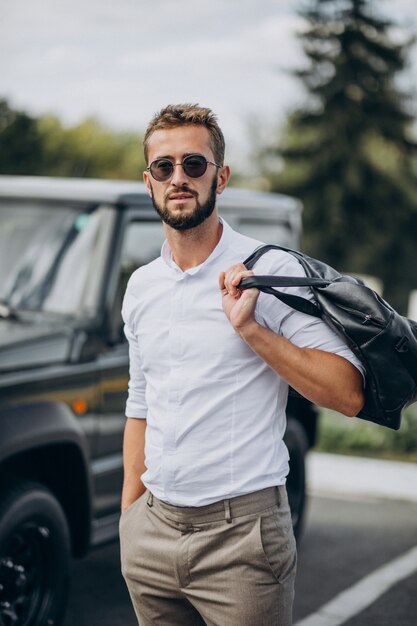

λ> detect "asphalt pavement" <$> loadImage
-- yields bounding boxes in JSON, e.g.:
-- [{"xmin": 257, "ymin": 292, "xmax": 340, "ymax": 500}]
[
  {"xmin": 297, "ymin": 452, "xmax": 417, "ymax": 626},
  {"xmin": 293, "ymin": 493, "xmax": 417, "ymax": 626}
]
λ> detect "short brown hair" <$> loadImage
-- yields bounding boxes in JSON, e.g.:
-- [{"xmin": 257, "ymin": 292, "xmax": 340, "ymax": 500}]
[{"xmin": 143, "ymin": 103, "xmax": 225, "ymax": 165}]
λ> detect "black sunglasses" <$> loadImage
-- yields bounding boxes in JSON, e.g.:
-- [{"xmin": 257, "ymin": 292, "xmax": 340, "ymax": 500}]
[{"xmin": 147, "ymin": 154, "xmax": 221, "ymax": 182}]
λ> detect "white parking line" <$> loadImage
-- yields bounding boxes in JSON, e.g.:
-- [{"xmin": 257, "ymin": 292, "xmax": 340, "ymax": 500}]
[{"xmin": 294, "ymin": 544, "xmax": 417, "ymax": 626}]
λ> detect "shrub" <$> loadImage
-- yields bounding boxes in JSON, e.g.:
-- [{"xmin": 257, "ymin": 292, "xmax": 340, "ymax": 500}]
[{"xmin": 316, "ymin": 406, "xmax": 417, "ymax": 462}]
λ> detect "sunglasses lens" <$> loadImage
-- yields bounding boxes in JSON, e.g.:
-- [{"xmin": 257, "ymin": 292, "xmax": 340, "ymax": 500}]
[
  {"xmin": 183, "ymin": 155, "xmax": 207, "ymax": 178},
  {"xmin": 150, "ymin": 159, "xmax": 173, "ymax": 181},
  {"xmin": 149, "ymin": 155, "xmax": 209, "ymax": 181}
]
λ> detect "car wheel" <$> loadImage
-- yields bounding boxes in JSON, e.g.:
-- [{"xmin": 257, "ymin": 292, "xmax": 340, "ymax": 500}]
[
  {"xmin": 0, "ymin": 482, "xmax": 70, "ymax": 626},
  {"xmin": 284, "ymin": 418, "xmax": 308, "ymax": 540}
]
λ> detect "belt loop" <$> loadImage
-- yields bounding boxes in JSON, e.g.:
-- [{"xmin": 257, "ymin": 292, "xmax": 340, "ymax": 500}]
[
  {"xmin": 276, "ymin": 486, "xmax": 281, "ymax": 507},
  {"xmin": 147, "ymin": 491, "xmax": 154, "ymax": 507},
  {"xmin": 224, "ymin": 499, "xmax": 232, "ymax": 523}
]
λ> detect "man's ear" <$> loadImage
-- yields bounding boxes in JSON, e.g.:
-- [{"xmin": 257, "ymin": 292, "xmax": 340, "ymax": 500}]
[
  {"xmin": 143, "ymin": 170, "xmax": 153, "ymax": 197},
  {"xmin": 216, "ymin": 165, "xmax": 231, "ymax": 195}
]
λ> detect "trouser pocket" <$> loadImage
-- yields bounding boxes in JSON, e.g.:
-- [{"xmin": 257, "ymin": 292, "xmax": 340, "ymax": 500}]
[{"xmin": 254, "ymin": 505, "xmax": 297, "ymax": 584}]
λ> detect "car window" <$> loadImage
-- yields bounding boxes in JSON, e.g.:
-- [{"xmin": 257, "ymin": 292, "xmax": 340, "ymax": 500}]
[
  {"xmin": 120, "ymin": 220, "xmax": 165, "ymax": 286},
  {"xmin": 113, "ymin": 220, "xmax": 165, "ymax": 343},
  {"xmin": 122, "ymin": 221, "xmax": 165, "ymax": 269},
  {"xmin": 0, "ymin": 201, "xmax": 114, "ymax": 316}
]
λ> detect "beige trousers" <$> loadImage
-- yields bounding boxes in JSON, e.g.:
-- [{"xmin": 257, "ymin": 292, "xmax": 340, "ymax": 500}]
[{"xmin": 120, "ymin": 485, "xmax": 296, "ymax": 626}]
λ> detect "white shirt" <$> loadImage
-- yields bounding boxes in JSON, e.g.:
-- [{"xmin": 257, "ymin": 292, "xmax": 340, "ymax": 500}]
[{"xmin": 122, "ymin": 218, "xmax": 364, "ymax": 506}]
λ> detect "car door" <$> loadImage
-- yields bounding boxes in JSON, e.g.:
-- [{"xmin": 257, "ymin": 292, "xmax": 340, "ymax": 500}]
[{"xmin": 94, "ymin": 216, "xmax": 165, "ymax": 520}]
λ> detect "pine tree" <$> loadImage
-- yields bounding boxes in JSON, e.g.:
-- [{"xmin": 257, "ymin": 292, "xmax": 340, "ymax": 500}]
[{"xmin": 268, "ymin": 0, "xmax": 417, "ymax": 313}]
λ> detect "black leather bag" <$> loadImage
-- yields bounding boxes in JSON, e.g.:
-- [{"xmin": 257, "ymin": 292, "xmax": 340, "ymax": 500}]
[{"xmin": 240, "ymin": 244, "xmax": 417, "ymax": 430}]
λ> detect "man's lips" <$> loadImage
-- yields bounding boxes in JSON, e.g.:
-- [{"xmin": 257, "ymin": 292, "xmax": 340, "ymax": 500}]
[
  {"xmin": 168, "ymin": 193, "xmax": 195, "ymax": 200},
  {"xmin": 166, "ymin": 192, "xmax": 196, "ymax": 207}
]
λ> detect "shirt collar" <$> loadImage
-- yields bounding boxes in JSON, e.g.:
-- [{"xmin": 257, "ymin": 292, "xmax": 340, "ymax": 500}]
[{"xmin": 161, "ymin": 217, "xmax": 233, "ymax": 275}]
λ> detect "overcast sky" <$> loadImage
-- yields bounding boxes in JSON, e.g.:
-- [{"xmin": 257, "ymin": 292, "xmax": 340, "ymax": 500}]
[{"xmin": 1, "ymin": 0, "xmax": 416, "ymax": 164}]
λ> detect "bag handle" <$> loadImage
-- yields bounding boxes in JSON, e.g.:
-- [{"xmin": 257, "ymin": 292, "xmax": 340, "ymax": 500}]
[
  {"xmin": 244, "ymin": 244, "xmax": 295, "ymax": 270},
  {"xmin": 239, "ymin": 280, "xmax": 323, "ymax": 318},
  {"xmin": 240, "ymin": 245, "xmax": 324, "ymax": 318},
  {"xmin": 240, "ymin": 275, "xmax": 331, "ymax": 288}
]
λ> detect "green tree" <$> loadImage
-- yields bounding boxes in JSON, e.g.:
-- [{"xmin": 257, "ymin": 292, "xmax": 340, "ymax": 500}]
[
  {"xmin": 0, "ymin": 99, "xmax": 146, "ymax": 181},
  {"xmin": 37, "ymin": 115, "xmax": 146, "ymax": 179},
  {"xmin": 266, "ymin": 0, "xmax": 417, "ymax": 313},
  {"xmin": 0, "ymin": 99, "xmax": 45, "ymax": 174}
]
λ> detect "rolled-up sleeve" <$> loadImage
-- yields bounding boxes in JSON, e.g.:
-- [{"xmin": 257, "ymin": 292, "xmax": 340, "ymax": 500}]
[
  {"xmin": 122, "ymin": 290, "xmax": 148, "ymax": 419},
  {"xmin": 280, "ymin": 308, "xmax": 365, "ymax": 379},
  {"xmin": 256, "ymin": 252, "xmax": 366, "ymax": 380}
]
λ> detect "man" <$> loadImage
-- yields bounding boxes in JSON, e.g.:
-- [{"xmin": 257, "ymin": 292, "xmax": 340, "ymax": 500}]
[{"xmin": 120, "ymin": 103, "xmax": 365, "ymax": 626}]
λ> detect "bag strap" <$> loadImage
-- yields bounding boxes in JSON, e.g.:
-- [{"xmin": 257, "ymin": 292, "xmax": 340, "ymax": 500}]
[
  {"xmin": 240, "ymin": 275, "xmax": 331, "ymax": 288},
  {"xmin": 241, "ymin": 245, "xmax": 326, "ymax": 319},
  {"xmin": 239, "ymin": 280, "xmax": 323, "ymax": 318},
  {"xmin": 244, "ymin": 244, "xmax": 297, "ymax": 270}
]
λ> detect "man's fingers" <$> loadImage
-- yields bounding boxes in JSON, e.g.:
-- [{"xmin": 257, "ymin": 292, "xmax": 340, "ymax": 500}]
[{"xmin": 221, "ymin": 264, "xmax": 254, "ymax": 296}]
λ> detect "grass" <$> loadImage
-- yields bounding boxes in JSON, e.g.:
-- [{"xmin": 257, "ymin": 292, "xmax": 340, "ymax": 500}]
[{"xmin": 315, "ymin": 405, "xmax": 417, "ymax": 463}]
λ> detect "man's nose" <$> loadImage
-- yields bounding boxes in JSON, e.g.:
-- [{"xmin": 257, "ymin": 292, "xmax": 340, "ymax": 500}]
[{"xmin": 170, "ymin": 162, "xmax": 189, "ymax": 186}]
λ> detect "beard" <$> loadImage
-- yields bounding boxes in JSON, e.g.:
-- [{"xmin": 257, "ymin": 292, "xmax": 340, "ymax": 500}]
[{"xmin": 150, "ymin": 176, "xmax": 218, "ymax": 231}]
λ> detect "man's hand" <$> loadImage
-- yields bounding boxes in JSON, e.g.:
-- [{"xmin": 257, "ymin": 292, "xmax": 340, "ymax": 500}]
[
  {"xmin": 121, "ymin": 418, "xmax": 147, "ymax": 512},
  {"xmin": 219, "ymin": 264, "xmax": 260, "ymax": 332}
]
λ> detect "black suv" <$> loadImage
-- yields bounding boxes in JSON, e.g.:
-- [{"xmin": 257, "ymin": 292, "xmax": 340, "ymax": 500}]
[{"xmin": 0, "ymin": 176, "xmax": 317, "ymax": 626}]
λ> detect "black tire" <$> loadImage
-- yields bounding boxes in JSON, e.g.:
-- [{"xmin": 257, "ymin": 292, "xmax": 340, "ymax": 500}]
[
  {"xmin": 284, "ymin": 418, "xmax": 308, "ymax": 541},
  {"xmin": 0, "ymin": 482, "xmax": 70, "ymax": 626}
]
